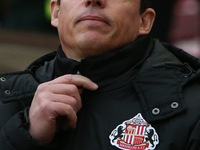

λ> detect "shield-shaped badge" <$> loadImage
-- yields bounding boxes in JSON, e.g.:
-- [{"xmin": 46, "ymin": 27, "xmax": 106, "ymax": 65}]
[{"xmin": 109, "ymin": 113, "xmax": 159, "ymax": 150}]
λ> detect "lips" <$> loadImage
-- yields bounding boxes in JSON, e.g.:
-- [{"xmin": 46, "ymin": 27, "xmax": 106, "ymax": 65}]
[{"xmin": 78, "ymin": 15, "xmax": 109, "ymax": 25}]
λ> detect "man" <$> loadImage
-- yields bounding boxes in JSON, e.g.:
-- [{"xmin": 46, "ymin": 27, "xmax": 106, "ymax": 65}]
[{"xmin": 0, "ymin": 0, "xmax": 200, "ymax": 150}]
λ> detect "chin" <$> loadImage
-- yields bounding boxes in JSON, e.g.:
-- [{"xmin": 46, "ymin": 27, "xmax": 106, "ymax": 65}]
[{"xmin": 77, "ymin": 34, "xmax": 107, "ymax": 49}]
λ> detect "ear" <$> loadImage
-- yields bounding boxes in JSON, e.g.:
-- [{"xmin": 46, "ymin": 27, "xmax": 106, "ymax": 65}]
[
  {"xmin": 139, "ymin": 8, "xmax": 156, "ymax": 35},
  {"xmin": 50, "ymin": 0, "xmax": 60, "ymax": 27}
]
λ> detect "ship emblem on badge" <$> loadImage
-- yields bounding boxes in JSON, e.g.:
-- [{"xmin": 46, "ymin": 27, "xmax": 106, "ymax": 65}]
[{"xmin": 109, "ymin": 113, "xmax": 159, "ymax": 150}]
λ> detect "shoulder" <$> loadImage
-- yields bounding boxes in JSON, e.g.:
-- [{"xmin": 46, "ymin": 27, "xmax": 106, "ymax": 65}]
[
  {"xmin": 0, "ymin": 51, "xmax": 57, "ymax": 131},
  {"xmin": 134, "ymin": 39, "xmax": 200, "ymax": 122},
  {"xmin": 0, "ymin": 51, "xmax": 57, "ymax": 104},
  {"xmin": 149, "ymin": 39, "xmax": 200, "ymax": 68}
]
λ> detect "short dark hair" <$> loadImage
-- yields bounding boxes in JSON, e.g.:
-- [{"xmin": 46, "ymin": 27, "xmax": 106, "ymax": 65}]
[{"xmin": 57, "ymin": 0, "xmax": 152, "ymax": 13}]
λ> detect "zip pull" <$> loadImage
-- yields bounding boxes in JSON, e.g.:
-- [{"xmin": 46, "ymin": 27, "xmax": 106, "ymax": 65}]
[{"xmin": 77, "ymin": 71, "xmax": 81, "ymax": 75}]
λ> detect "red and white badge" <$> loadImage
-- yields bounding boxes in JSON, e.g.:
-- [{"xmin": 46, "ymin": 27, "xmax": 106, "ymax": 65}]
[{"xmin": 109, "ymin": 113, "xmax": 159, "ymax": 150}]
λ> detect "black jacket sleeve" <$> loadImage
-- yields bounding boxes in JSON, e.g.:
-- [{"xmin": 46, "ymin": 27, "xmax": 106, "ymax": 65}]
[{"xmin": 0, "ymin": 108, "xmax": 58, "ymax": 150}]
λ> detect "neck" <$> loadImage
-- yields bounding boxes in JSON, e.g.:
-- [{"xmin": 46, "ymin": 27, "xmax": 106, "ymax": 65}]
[
  {"xmin": 62, "ymin": 49, "xmax": 84, "ymax": 62},
  {"xmin": 60, "ymin": 41, "xmax": 126, "ymax": 62}
]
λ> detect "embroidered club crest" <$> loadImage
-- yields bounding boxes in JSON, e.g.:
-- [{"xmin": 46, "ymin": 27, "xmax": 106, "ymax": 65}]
[{"xmin": 109, "ymin": 113, "xmax": 159, "ymax": 150}]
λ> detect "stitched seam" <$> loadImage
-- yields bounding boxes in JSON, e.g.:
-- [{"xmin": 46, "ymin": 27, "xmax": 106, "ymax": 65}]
[{"xmin": 1, "ymin": 93, "xmax": 35, "ymax": 103}]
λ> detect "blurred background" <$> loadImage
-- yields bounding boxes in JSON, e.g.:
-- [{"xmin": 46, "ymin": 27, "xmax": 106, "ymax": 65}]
[{"xmin": 0, "ymin": 0, "xmax": 199, "ymax": 73}]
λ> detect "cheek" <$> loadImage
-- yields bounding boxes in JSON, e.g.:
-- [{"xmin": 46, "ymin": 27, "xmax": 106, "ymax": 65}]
[
  {"xmin": 58, "ymin": 4, "xmax": 76, "ymax": 31},
  {"xmin": 113, "ymin": 13, "xmax": 141, "ymax": 41},
  {"xmin": 58, "ymin": 13, "xmax": 74, "ymax": 39},
  {"xmin": 110, "ymin": 4, "xmax": 141, "ymax": 35}
]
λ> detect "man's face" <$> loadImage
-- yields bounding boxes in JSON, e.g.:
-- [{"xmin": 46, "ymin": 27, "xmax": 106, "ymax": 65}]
[{"xmin": 51, "ymin": 0, "xmax": 149, "ymax": 60}]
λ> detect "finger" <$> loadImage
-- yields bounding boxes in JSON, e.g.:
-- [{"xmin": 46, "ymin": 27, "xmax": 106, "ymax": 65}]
[
  {"xmin": 48, "ymin": 74, "xmax": 98, "ymax": 91},
  {"xmin": 46, "ymin": 84, "xmax": 82, "ymax": 111},
  {"xmin": 36, "ymin": 83, "xmax": 82, "ymax": 109},
  {"xmin": 44, "ymin": 84, "xmax": 80, "ymax": 95},
  {"xmin": 50, "ymin": 94, "xmax": 82, "ymax": 113},
  {"xmin": 51, "ymin": 102, "xmax": 77, "ymax": 129}
]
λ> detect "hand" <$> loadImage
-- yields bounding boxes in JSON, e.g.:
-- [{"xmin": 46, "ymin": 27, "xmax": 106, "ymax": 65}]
[{"xmin": 28, "ymin": 74, "xmax": 98, "ymax": 144}]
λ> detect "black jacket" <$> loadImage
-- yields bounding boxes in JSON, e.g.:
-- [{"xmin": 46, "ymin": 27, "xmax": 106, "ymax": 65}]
[{"xmin": 1, "ymin": 36, "xmax": 200, "ymax": 150}]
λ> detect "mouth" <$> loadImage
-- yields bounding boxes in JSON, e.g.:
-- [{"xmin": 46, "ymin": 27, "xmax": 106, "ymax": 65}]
[{"xmin": 78, "ymin": 15, "xmax": 109, "ymax": 25}]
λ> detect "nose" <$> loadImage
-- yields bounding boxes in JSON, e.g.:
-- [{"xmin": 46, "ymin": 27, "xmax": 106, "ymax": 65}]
[{"xmin": 84, "ymin": 0, "xmax": 106, "ymax": 8}]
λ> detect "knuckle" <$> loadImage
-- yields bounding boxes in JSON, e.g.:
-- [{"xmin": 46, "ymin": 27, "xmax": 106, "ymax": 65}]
[
  {"xmin": 70, "ymin": 85, "xmax": 79, "ymax": 93},
  {"xmin": 65, "ymin": 104, "xmax": 73, "ymax": 114},
  {"xmin": 64, "ymin": 74, "xmax": 73, "ymax": 82},
  {"xmin": 69, "ymin": 97, "xmax": 78, "ymax": 107},
  {"xmin": 37, "ymin": 83, "xmax": 47, "ymax": 92},
  {"xmin": 35, "ymin": 89, "xmax": 49, "ymax": 101},
  {"xmin": 40, "ymin": 100, "xmax": 51, "ymax": 111}
]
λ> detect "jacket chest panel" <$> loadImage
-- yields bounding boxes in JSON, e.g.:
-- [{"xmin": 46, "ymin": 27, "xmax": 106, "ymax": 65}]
[{"xmin": 57, "ymin": 84, "xmax": 143, "ymax": 150}]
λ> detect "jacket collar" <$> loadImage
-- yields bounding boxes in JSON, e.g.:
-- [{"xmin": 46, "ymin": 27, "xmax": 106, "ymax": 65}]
[
  {"xmin": 1, "ymin": 37, "xmax": 200, "ymax": 123},
  {"xmin": 54, "ymin": 35, "xmax": 153, "ymax": 91}
]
